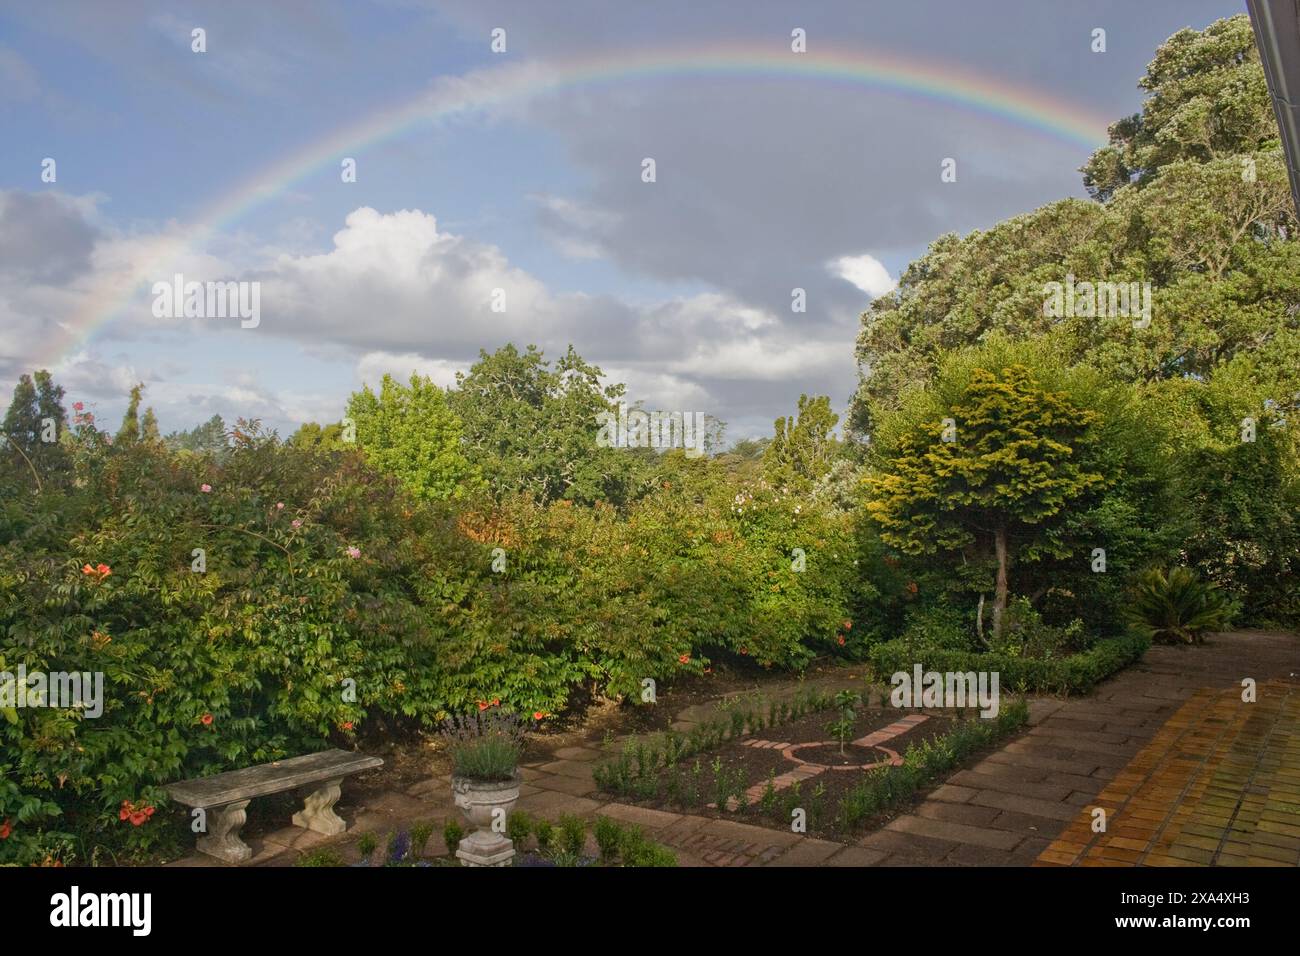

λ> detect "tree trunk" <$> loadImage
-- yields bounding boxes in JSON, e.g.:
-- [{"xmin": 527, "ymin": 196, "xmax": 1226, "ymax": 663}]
[{"xmin": 992, "ymin": 526, "xmax": 1009, "ymax": 639}]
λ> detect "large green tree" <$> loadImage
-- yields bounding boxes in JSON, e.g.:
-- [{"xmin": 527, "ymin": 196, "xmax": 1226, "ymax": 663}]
[
  {"xmin": 115, "ymin": 383, "xmax": 144, "ymax": 445},
  {"xmin": 762, "ymin": 394, "xmax": 840, "ymax": 488},
  {"xmin": 448, "ymin": 344, "xmax": 653, "ymax": 506},
  {"xmin": 164, "ymin": 414, "xmax": 230, "ymax": 457},
  {"xmin": 865, "ymin": 354, "xmax": 1104, "ymax": 637},
  {"xmin": 850, "ymin": 14, "xmax": 1299, "ymax": 439},
  {"xmin": 346, "ymin": 373, "xmax": 481, "ymax": 502},
  {"xmin": 1, "ymin": 370, "xmax": 69, "ymax": 489},
  {"xmin": 1081, "ymin": 16, "xmax": 1276, "ymax": 201}
]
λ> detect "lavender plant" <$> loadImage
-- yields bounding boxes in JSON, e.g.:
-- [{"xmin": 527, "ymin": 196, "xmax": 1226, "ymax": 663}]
[{"xmin": 440, "ymin": 709, "xmax": 531, "ymax": 781}]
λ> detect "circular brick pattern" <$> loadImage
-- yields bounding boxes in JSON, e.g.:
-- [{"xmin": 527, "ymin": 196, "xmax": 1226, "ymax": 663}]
[{"xmin": 783, "ymin": 741, "xmax": 902, "ymax": 771}]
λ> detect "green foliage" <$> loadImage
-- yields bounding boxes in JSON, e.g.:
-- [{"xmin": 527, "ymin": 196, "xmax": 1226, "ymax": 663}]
[
  {"xmin": 140, "ymin": 408, "xmax": 161, "ymax": 444},
  {"xmin": 558, "ymin": 813, "xmax": 586, "ymax": 857},
  {"xmin": 593, "ymin": 816, "xmax": 623, "ymax": 861},
  {"xmin": 867, "ymin": 634, "xmax": 1150, "ymax": 695},
  {"xmin": 1174, "ymin": 406, "xmax": 1300, "ymax": 625},
  {"xmin": 990, "ymin": 598, "xmax": 1089, "ymax": 660},
  {"xmin": 346, "ymin": 373, "xmax": 481, "ymax": 501},
  {"xmin": 164, "ymin": 414, "xmax": 230, "ymax": 458},
  {"xmin": 506, "ymin": 810, "xmax": 532, "ymax": 846},
  {"xmin": 867, "ymin": 359, "xmax": 1103, "ymax": 552},
  {"xmin": 410, "ymin": 820, "xmax": 434, "ymax": 858},
  {"xmin": 442, "ymin": 819, "xmax": 464, "ymax": 856},
  {"xmin": 531, "ymin": 818, "xmax": 553, "ymax": 853},
  {"xmin": 898, "ymin": 603, "xmax": 976, "ymax": 653},
  {"xmin": 448, "ymin": 344, "xmax": 650, "ymax": 506},
  {"xmin": 287, "ymin": 421, "xmax": 349, "ymax": 452},
  {"xmin": 357, "ymin": 831, "xmax": 378, "ymax": 860},
  {"xmin": 295, "ymin": 848, "xmax": 344, "ymax": 867},
  {"xmin": 1, "ymin": 369, "xmax": 70, "ymax": 490},
  {"xmin": 115, "ymin": 383, "xmax": 144, "ymax": 446},
  {"xmin": 1081, "ymin": 16, "xmax": 1276, "ymax": 200},
  {"xmin": 825, "ymin": 690, "xmax": 857, "ymax": 755},
  {"xmin": 763, "ymin": 394, "xmax": 840, "ymax": 488},
  {"xmin": 1127, "ymin": 567, "xmax": 1236, "ymax": 645},
  {"xmin": 866, "ymin": 352, "xmax": 1104, "ymax": 635},
  {"xmin": 618, "ymin": 824, "xmax": 677, "ymax": 867}
]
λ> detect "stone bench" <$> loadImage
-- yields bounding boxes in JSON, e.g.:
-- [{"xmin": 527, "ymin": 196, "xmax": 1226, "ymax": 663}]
[{"xmin": 166, "ymin": 749, "xmax": 382, "ymax": 863}]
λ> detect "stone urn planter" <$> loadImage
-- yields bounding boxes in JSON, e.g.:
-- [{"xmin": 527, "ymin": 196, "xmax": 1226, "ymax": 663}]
[{"xmin": 452, "ymin": 773, "xmax": 521, "ymax": 867}]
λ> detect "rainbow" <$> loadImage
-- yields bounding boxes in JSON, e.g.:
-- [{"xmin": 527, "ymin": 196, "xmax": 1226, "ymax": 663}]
[{"xmin": 50, "ymin": 42, "xmax": 1113, "ymax": 367}]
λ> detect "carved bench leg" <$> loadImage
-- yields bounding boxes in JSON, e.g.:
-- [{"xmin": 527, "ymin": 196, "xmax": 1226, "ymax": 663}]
[
  {"xmin": 196, "ymin": 800, "xmax": 252, "ymax": 863},
  {"xmin": 292, "ymin": 777, "xmax": 347, "ymax": 836}
]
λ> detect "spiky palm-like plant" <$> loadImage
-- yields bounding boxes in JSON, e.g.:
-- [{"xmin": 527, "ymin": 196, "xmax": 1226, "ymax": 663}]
[{"xmin": 1128, "ymin": 567, "xmax": 1234, "ymax": 645}]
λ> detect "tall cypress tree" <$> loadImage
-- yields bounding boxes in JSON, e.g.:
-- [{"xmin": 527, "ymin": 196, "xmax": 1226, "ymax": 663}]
[{"xmin": 116, "ymin": 383, "xmax": 144, "ymax": 445}]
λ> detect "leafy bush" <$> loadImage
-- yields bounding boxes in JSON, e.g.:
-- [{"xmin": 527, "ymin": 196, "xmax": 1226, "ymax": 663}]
[
  {"xmin": 992, "ymin": 598, "xmax": 1089, "ymax": 659},
  {"xmin": 532, "ymin": 819, "xmax": 554, "ymax": 853},
  {"xmin": 1127, "ymin": 567, "xmax": 1236, "ymax": 644},
  {"xmin": 410, "ymin": 821, "xmax": 434, "ymax": 858},
  {"xmin": 558, "ymin": 814, "xmax": 586, "ymax": 857},
  {"xmin": 593, "ymin": 816, "xmax": 623, "ymax": 861},
  {"xmin": 898, "ymin": 603, "xmax": 975, "ymax": 653},
  {"xmin": 867, "ymin": 633, "xmax": 1150, "ymax": 695},
  {"xmin": 618, "ymin": 824, "xmax": 677, "ymax": 867},
  {"xmin": 357, "ymin": 831, "xmax": 378, "ymax": 861},
  {"xmin": 442, "ymin": 819, "xmax": 464, "ymax": 856},
  {"xmin": 506, "ymin": 810, "xmax": 532, "ymax": 846}
]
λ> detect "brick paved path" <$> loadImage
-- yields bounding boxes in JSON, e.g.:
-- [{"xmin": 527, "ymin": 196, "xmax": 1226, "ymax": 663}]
[
  {"xmin": 862, "ymin": 631, "xmax": 1298, "ymax": 866},
  {"xmin": 171, "ymin": 630, "xmax": 1297, "ymax": 867},
  {"xmin": 1037, "ymin": 681, "xmax": 1299, "ymax": 866}
]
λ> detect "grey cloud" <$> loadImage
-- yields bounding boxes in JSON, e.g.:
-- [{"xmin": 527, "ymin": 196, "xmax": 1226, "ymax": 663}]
[{"xmin": 0, "ymin": 191, "xmax": 99, "ymax": 283}]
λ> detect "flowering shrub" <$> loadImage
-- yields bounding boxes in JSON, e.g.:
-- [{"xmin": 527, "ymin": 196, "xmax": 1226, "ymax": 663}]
[{"xmin": 0, "ymin": 426, "xmax": 861, "ymax": 863}]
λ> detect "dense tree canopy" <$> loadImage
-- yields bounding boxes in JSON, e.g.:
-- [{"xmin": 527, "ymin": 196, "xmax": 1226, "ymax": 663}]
[
  {"xmin": 448, "ymin": 344, "xmax": 653, "ymax": 506},
  {"xmin": 346, "ymin": 373, "xmax": 482, "ymax": 502},
  {"xmin": 865, "ymin": 347, "xmax": 1105, "ymax": 636},
  {"xmin": 763, "ymin": 394, "xmax": 840, "ymax": 489},
  {"xmin": 1081, "ymin": 16, "xmax": 1277, "ymax": 201}
]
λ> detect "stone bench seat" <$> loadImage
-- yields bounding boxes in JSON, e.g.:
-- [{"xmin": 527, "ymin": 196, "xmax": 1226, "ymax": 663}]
[{"xmin": 167, "ymin": 749, "xmax": 382, "ymax": 863}]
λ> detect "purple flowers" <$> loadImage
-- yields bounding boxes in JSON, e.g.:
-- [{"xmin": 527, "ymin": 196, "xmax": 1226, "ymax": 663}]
[{"xmin": 388, "ymin": 830, "xmax": 411, "ymax": 865}]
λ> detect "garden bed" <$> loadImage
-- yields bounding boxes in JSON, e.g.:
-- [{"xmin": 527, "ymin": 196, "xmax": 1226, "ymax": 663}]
[{"xmin": 593, "ymin": 691, "xmax": 1029, "ymax": 841}]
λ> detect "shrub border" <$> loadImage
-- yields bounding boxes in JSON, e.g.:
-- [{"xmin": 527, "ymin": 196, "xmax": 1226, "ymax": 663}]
[{"xmin": 865, "ymin": 632, "xmax": 1151, "ymax": 695}]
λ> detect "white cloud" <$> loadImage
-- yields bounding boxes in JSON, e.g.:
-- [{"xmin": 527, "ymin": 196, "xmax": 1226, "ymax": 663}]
[
  {"xmin": 356, "ymin": 351, "xmax": 468, "ymax": 390},
  {"xmin": 1, "ymin": 196, "xmax": 860, "ymax": 440},
  {"xmin": 829, "ymin": 253, "xmax": 897, "ymax": 298}
]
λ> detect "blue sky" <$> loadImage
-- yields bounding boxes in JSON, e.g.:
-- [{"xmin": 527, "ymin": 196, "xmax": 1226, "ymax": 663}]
[{"xmin": 0, "ymin": 0, "xmax": 1248, "ymax": 442}]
